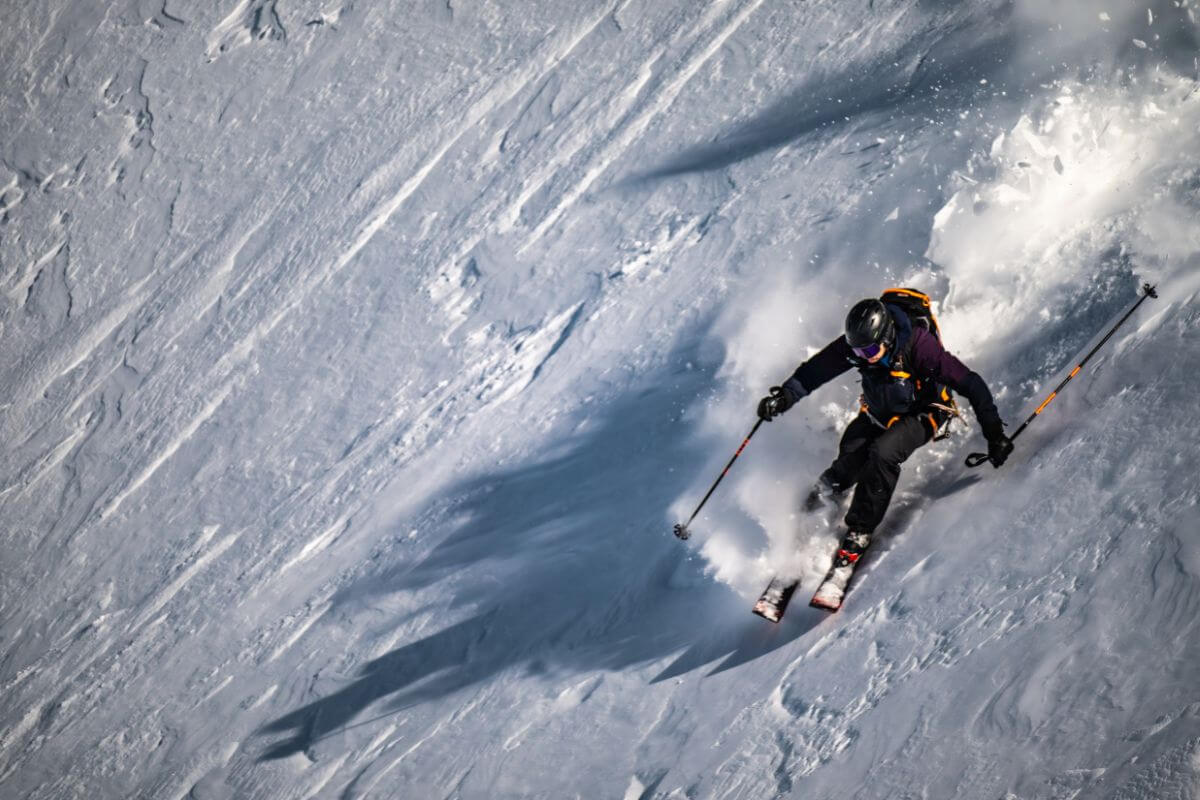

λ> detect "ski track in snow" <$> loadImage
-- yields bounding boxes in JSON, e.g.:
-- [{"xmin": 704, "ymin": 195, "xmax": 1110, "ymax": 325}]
[
  {"xmin": 98, "ymin": 378, "xmax": 236, "ymax": 520},
  {"xmin": 2, "ymin": 1, "xmax": 1200, "ymax": 799},
  {"xmin": 517, "ymin": 0, "xmax": 766, "ymax": 254},
  {"xmin": 69, "ymin": 0, "xmax": 730, "ymax": 573}
]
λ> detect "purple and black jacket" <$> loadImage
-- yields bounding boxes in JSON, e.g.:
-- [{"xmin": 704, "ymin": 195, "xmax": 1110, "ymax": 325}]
[{"xmin": 779, "ymin": 305, "xmax": 1003, "ymax": 439}]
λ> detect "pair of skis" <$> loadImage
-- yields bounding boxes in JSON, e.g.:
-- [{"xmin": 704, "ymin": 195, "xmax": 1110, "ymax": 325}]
[
  {"xmin": 669, "ymin": 421, "xmax": 867, "ymax": 620},
  {"xmin": 750, "ymin": 484, "xmax": 869, "ymax": 622},
  {"xmin": 752, "ymin": 531, "xmax": 870, "ymax": 622}
]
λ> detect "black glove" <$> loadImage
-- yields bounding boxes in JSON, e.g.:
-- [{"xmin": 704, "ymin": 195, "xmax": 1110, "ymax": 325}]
[
  {"xmin": 757, "ymin": 385, "xmax": 795, "ymax": 421},
  {"xmin": 987, "ymin": 433, "xmax": 1014, "ymax": 468}
]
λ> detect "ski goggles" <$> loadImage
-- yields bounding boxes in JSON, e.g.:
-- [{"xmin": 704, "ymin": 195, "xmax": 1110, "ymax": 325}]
[{"xmin": 851, "ymin": 341, "xmax": 884, "ymax": 360}]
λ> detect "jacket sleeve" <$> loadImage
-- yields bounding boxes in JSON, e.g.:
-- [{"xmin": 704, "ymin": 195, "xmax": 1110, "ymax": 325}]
[
  {"xmin": 909, "ymin": 329, "xmax": 1005, "ymax": 440},
  {"xmin": 779, "ymin": 336, "xmax": 854, "ymax": 403}
]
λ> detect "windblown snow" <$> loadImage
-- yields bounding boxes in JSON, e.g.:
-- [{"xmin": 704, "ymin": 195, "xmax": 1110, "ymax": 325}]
[{"xmin": 2, "ymin": 1, "xmax": 1199, "ymax": 799}]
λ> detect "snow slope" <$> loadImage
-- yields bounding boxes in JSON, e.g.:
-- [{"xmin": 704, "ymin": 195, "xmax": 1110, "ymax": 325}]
[{"xmin": 2, "ymin": 1, "xmax": 1199, "ymax": 798}]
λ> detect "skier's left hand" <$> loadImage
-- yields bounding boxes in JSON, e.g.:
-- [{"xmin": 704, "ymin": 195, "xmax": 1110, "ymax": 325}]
[{"xmin": 987, "ymin": 433, "xmax": 1014, "ymax": 468}]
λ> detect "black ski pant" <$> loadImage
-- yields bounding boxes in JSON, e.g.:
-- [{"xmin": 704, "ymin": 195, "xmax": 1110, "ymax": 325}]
[{"xmin": 821, "ymin": 412, "xmax": 932, "ymax": 534}]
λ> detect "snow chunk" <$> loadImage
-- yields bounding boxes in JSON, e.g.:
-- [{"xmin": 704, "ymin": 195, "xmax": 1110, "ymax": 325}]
[{"xmin": 479, "ymin": 302, "xmax": 584, "ymax": 406}]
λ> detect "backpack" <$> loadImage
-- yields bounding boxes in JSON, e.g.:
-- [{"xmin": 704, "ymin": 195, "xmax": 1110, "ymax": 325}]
[
  {"xmin": 881, "ymin": 287, "xmax": 942, "ymax": 340},
  {"xmin": 879, "ymin": 288, "xmax": 959, "ymax": 439}
]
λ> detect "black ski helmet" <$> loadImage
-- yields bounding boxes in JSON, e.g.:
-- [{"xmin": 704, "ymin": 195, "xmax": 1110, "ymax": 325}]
[{"xmin": 844, "ymin": 298, "xmax": 895, "ymax": 350}]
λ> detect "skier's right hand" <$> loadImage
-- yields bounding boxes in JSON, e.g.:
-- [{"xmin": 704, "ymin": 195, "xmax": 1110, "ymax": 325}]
[
  {"xmin": 757, "ymin": 386, "xmax": 794, "ymax": 421},
  {"xmin": 987, "ymin": 433, "xmax": 1014, "ymax": 468}
]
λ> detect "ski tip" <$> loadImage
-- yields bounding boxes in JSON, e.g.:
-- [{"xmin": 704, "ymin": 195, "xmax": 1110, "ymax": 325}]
[
  {"xmin": 808, "ymin": 596, "xmax": 841, "ymax": 613},
  {"xmin": 752, "ymin": 602, "xmax": 782, "ymax": 623}
]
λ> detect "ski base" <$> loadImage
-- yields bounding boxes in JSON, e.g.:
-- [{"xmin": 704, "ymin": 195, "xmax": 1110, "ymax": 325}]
[{"xmin": 752, "ymin": 577, "xmax": 799, "ymax": 623}]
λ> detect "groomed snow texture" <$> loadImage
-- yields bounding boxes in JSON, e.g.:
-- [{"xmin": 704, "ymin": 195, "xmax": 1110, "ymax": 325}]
[{"xmin": 2, "ymin": 1, "xmax": 1200, "ymax": 798}]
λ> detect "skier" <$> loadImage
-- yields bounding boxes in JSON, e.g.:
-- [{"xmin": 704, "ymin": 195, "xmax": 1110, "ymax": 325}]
[{"xmin": 755, "ymin": 292, "xmax": 1014, "ymax": 610}]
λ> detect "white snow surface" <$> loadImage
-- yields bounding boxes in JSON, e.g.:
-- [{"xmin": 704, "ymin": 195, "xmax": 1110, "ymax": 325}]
[{"xmin": 2, "ymin": 2, "xmax": 1200, "ymax": 798}]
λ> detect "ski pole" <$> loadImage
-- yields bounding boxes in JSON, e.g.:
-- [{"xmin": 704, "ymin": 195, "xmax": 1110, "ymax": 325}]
[
  {"xmin": 966, "ymin": 282, "xmax": 1158, "ymax": 468},
  {"xmin": 674, "ymin": 418, "xmax": 764, "ymax": 540}
]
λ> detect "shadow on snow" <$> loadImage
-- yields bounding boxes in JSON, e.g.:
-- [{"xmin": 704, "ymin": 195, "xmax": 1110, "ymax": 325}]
[
  {"xmin": 622, "ymin": 13, "xmax": 1021, "ymax": 183},
  {"xmin": 256, "ymin": 330, "xmax": 827, "ymax": 760}
]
